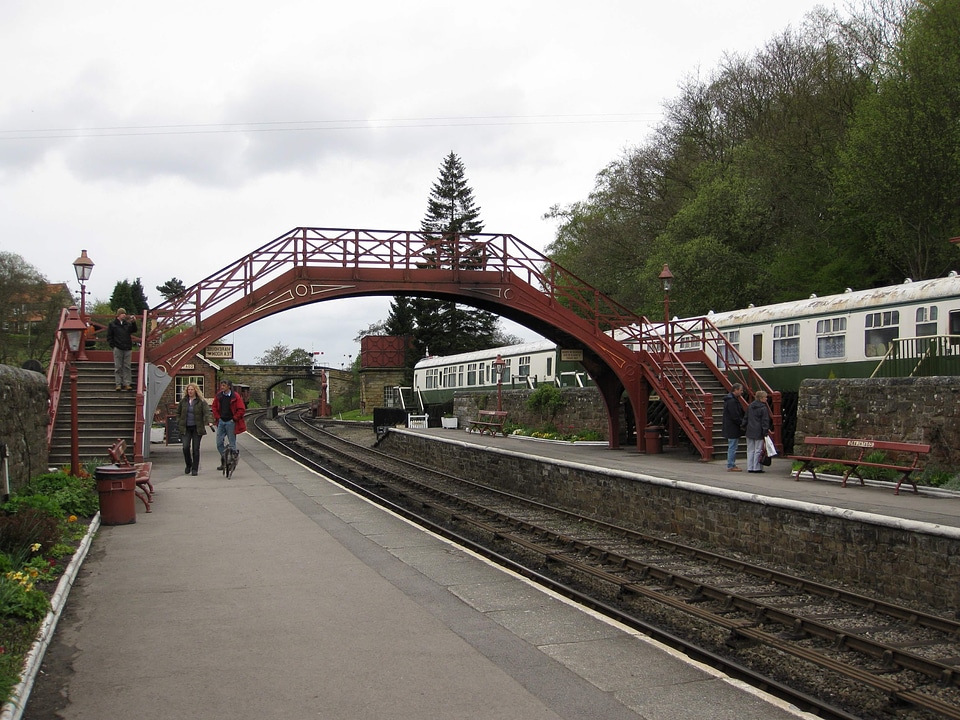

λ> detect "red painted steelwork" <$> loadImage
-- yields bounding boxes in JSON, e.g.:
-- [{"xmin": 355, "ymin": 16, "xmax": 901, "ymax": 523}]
[{"xmin": 143, "ymin": 228, "xmax": 778, "ymax": 458}]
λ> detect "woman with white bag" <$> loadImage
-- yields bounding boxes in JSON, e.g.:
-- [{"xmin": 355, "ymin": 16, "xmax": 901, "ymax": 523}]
[{"xmin": 741, "ymin": 389, "xmax": 773, "ymax": 474}]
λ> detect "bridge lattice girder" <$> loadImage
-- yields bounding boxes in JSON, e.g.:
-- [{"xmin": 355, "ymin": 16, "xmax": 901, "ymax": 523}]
[{"xmin": 145, "ymin": 228, "xmax": 777, "ymax": 457}]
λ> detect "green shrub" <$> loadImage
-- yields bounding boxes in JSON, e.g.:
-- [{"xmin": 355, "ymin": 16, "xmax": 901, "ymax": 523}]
[
  {"xmin": 526, "ymin": 385, "xmax": 564, "ymax": 420},
  {"xmin": 0, "ymin": 575, "xmax": 50, "ymax": 621},
  {"xmin": 14, "ymin": 472, "xmax": 98, "ymax": 517},
  {"xmin": 0, "ymin": 509, "xmax": 61, "ymax": 557}
]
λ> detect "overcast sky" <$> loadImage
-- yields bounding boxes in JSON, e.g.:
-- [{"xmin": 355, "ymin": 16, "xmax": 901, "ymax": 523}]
[{"xmin": 1, "ymin": 0, "xmax": 836, "ymax": 365}]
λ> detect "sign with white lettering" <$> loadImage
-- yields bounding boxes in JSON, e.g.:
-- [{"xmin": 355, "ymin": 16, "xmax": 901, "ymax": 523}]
[
  {"xmin": 205, "ymin": 344, "xmax": 234, "ymax": 359},
  {"xmin": 560, "ymin": 349, "xmax": 583, "ymax": 362}
]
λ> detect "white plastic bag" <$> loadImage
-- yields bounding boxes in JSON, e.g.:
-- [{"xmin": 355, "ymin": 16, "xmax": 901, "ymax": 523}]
[{"xmin": 764, "ymin": 435, "xmax": 777, "ymax": 458}]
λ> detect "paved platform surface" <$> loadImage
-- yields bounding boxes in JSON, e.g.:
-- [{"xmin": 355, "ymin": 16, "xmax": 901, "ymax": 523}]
[
  {"xmin": 24, "ymin": 433, "xmax": 816, "ymax": 720},
  {"xmin": 411, "ymin": 427, "xmax": 960, "ymax": 531}
]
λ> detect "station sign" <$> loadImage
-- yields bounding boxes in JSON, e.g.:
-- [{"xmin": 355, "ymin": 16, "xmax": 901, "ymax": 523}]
[
  {"xmin": 560, "ymin": 349, "xmax": 583, "ymax": 362},
  {"xmin": 205, "ymin": 344, "xmax": 234, "ymax": 360}
]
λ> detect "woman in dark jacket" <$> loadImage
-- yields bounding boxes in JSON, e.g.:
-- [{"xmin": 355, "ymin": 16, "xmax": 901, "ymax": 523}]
[
  {"xmin": 177, "ymin": 383, "xmax": 213, "ymax": 476},
  {"xmin": 742, "ymin": 389, "xmax": 772, "ymax": 473}
]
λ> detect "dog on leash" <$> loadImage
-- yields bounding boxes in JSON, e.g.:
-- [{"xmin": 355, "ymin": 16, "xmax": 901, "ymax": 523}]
[{"xmin": 222, "ymin": 448, "xmax": 239, "ymax": 478}]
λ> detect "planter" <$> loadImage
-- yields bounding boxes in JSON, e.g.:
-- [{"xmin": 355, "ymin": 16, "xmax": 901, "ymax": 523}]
[
  {"xmin": 150, "ymin": 426, "xmax": 165, "ymax": 444},
  {"xmin": 441, "ymin": 416, "xmax": 459, "ymax": 429}
]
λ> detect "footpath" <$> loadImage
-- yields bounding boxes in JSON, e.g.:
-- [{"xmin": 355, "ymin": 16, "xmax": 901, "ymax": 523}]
[{"xmin": 20, "ymin": 434, "xmax": 814, "ymax": 720}]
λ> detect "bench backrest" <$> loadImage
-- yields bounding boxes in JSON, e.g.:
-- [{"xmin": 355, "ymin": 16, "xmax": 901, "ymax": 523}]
[
  {"xmin": 478, "ymin": 410, "xmax": 507, "ymax": 419},
  {"xmin": 108, "ymin": 439, "xmax": 133, "ymax": 467},
  {"xmin": 801, "ymin": 436, "xmax": 930, "ymax": 454}
]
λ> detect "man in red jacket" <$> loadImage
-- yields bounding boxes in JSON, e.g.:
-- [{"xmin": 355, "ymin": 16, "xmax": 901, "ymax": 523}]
[{"xmin": 212, "ymin": 380, "xmax": 246, "ymax": 470}]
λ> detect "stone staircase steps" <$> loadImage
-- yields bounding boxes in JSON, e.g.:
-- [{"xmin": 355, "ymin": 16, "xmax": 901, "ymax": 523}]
[{"xmin": 49, "ymin": 362, "xmax": 139, "ymax": 469}]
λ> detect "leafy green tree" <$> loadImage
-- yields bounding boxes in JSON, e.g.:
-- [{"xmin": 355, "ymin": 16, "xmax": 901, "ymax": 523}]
[
  {"xmin": 286, "ymin": 348, "xmax": 313, "ymax": 366},
  {"xmin": 256, "ymin": 343, "xmax": 290, "ymax": 364},
  {"xmin": 0, "ymin": 252, "xmax": 72, "ymax": 365},
  {"xmin": 835, "ymin": 0, "xmax": 960, "ymax": 280},
  {"xmin": 156, "ymin": 278, "xmax": 186, "ymax": 301}
]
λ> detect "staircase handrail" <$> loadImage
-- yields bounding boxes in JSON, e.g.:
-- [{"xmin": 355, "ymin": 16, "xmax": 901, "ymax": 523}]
[
  {"xmin": 45, "ymin": 308, "xmax": 71, "ymax": 446},
  {"xmin": 133, "ymin": 309, "xmax": 148, "ymax": 463},
  {"xmin": 668, "ymin": 316, "xmax": 782, "ymax": 446},
  {"xmin": 635, "ymin": 325, "xmax": 714, "ymax": 455}
]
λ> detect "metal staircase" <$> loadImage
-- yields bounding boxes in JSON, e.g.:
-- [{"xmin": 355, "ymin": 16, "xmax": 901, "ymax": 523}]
[{"xmin": 49, "ymin": 361, "xmax": 139, "ymax": 468}]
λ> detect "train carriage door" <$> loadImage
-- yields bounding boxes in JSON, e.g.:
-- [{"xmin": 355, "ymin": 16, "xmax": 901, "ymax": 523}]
[
  {"xmin": 752, "ymin": 333, "xmax": 763, "ymax": 362},
  {"xmin": 915, "ymin": 306, "xmax": 938, "ymax": 354}
]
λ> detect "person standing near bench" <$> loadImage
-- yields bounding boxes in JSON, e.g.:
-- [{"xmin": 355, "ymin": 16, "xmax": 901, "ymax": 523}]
[
  {"xmin": 742, "ymin": 389, "xmax": 772, "ymax": 474},
  {"xmin": 106, "ymin": 308, "xmax": 137, "ymax": 391},
  {"xmin": 213, "ymin": 380, "xmax": 246, "ymax": 471},
  {"xmin": 177, "ymin": 382, "xmax": 213, "ymax": 476},
  {"xmin": 722, "ymin": 383, "xmax": 745, "ymax": 472}
]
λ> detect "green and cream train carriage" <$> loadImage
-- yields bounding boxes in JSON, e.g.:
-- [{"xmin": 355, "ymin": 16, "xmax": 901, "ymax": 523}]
[{"xmin": 693, "ymin": 274, "xmax": 960, "ymax": 393}]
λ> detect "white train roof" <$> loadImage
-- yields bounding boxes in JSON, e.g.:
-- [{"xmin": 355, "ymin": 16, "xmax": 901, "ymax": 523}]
[
  {"xmin": 415, "ymin": 339, "xmax": 556, "ymax": 369},
  {"xmin": 703, "ymin": 275, "xmax": 960, "ymax": 328}
]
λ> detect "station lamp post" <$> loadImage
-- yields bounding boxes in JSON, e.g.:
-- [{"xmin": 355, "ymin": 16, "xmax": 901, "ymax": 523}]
[
  {"xmin": 59, "ymin": 306, "xmax": 87, "ymax": 477},
  {"xmin": 72, "ymin": 250, "xmax": 94, "ymax": 361},
  {"xmin": 658, "ymin": 264, "xmax": 674, "ymax": 350},
  {"xmin": 492, "ymin": 354, "xmax": 507, "ymax": 412}
]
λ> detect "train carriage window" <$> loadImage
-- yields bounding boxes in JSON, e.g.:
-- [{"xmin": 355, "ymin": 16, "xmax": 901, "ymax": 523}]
[
  {"xmin": 950, "ymin": 311, "xmax": 960, "ymax": 347},
  {"xmin": 752, "ymin": 333, "xmax": 763, "ymax": 362},
  {"xmin": 773, "ymin": 323, "xmax": 800, "ymax": 364},
  {"xmin": 425, "ymin": 368, "xmax": 439, "ymax": 390},
  {"xmin": 718, "ymin": 330, "xmax": 740, "ymax": 369},
  {"xmin": 865, "ymin": 311, "xmax": 899, "ymax": 357},
  {"xmin": 915, "ymin": 306, "xmax": 938, "ymax": 337},
  {"xmin": 816, "ymin": 317, "xmax": 846, "ymax": 359},
  {"xmin": 442, "ymin": 366, "xmax": 456, "ymax": 388},
  {"xmin": 546, "ymin": 356, "xmax": 553, "ymax": 378},
  {"xmin": 457, "ymin": 364, "xmax": 464, "ymax": 387},
  {"xmin": 467, "ymin": 362, "xmax": 478, "ymax": 386},
  {"xmin": 518, "ymin": 355, "xmax": 531, "ymax": 377}
]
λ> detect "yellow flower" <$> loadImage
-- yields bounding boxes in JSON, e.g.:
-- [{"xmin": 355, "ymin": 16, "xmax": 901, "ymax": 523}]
[
  {"xmin": 30, "ymin": 543, "xmax": 41, "ymax": 552},
  {"xmin": 68, "ymin": 515, "xmax": 78, "ymax": 523}
]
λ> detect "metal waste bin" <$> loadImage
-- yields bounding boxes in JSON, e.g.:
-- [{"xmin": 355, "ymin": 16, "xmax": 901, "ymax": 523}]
[
  {"xmin": 94, "ymin": 465, "xmax": 137, "ymax": 525},
  {"xmin": 644, "ymin": 425, "xmax": 663, "ymax": 454}
]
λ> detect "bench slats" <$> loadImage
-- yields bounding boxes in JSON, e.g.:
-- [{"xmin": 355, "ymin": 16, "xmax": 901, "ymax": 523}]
[
  {"xmin": 469, "ymin": 410, "xmax": 508, "ymax": 437},
  {"xmin": 787, "ymin": 436, "xmax": 928, "ymax": 496}
]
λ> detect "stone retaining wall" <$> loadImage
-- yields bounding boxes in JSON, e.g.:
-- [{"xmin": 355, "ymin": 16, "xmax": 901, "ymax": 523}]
[
  {"xmin": 0, "ymin": 365, "xmax": 50, "ymax": 491},
  {"xmin": 796, "ymin": 377, "xmax": 960, "ymax": 469},
  {"xmin": 379, "ymin": 429, "xmax": 960, "ymax": 613}
]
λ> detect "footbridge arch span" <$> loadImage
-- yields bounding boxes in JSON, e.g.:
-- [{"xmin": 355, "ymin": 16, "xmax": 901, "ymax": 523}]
[{"xmin": 144, "ymin": 228, "xmax": 776, "ymax": 457}]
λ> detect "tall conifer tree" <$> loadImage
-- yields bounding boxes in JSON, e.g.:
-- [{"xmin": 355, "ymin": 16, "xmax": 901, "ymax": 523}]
[{"xmin": 408, "ymin": 153, "xmax": 499, "ymax": 365}]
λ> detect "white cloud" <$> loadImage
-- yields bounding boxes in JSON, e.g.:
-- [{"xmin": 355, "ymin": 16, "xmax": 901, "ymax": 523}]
[{"xmin": 0, "ymin": 0, "xmax": 838, "ymax": 365}]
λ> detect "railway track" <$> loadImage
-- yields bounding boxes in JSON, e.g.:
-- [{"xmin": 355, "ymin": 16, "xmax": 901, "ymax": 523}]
[{"xmin": 252, "ymin": 409, "xmax": 960, "ymax": 720}]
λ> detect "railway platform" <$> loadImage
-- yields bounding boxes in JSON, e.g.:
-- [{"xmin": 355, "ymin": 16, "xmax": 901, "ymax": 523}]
[
  {"xmin": 23, "ymin": 433, "xmax": 815, "ymax": 720},
  {"xmin": 409, "ymin": 427, "xmax": 960, "ymax": 531}
]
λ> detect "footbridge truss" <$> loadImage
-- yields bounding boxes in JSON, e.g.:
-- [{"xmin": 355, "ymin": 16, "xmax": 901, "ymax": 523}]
[{"xmin": 144, "ymin": 227, "xmax": 778, "ymax": 457}]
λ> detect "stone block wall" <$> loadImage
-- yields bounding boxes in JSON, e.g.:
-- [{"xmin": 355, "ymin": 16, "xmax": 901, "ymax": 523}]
[
  {"xmin": 796, "ymin": 377, "xmax": 960, "ymax": 469},
  {"xmin": 0, "ymin": 365, "xmax": 50, "ymax": 490},
  {"xmin": 380, "ymin": 430, "xmax": 960, "ymax": 613},
  {"xmin": 452, "ymin": 387, "xmax": 611, "ymax": 439}
]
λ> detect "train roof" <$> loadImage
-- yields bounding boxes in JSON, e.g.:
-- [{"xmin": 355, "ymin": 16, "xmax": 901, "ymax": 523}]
[
  {"xmin": 414, "ymin": 339, "xmax": 556, "ymax": 369},
  {"xmin": 700, "ymin": 274, "xmax": 960, "ymax": 328}
]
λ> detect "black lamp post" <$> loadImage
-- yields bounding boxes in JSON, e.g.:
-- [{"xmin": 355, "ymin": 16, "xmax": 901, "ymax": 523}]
[
  {"xmin": 72, "ymin": 250, "xmax": 94, "ymax": 361},
  {"xmin": 658, "ymin": 264, "xmax": 674, "ymax": 350},
  {"xmin": 59, "ymin": 306, "xmax": 87, "ymax": 477},
  {"xmin": 492, "ymin": 354, "xmax": 506, "ymax": 412}
]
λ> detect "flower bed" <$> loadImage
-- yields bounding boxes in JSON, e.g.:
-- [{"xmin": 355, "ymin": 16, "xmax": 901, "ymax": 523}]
[{"xmin": 0, "ymin": 470, "xmax": 100, "ymax": 712}]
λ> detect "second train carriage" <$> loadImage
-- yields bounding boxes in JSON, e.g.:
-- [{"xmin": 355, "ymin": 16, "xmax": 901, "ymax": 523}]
[{"xmin": 412, "ymin": 339, "xmax": 591, "ymax": 407}]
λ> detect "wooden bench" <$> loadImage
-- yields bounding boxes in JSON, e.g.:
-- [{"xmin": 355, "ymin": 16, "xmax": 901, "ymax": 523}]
[
  {"xmin": 468, "ymin": 410, "xmax": 508, "ymax": 437},
  {"xmin": 107, "ymin": 439, "xmax": 154, "ymax": 512},
  {"xmin": 788, "ymin": 436, "xmax": 930, "ymax": 495}
]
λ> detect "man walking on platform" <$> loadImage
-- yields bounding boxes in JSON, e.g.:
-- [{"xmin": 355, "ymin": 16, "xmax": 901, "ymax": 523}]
[{"xmin": 213, "ymin": 380, "xmax": 246, "ymax": 470}]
